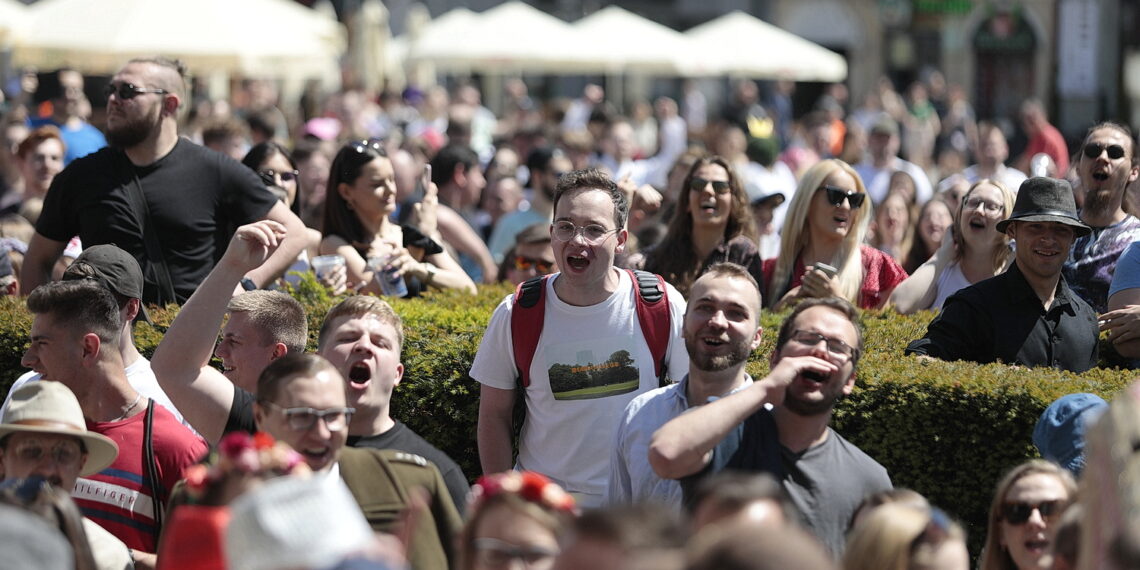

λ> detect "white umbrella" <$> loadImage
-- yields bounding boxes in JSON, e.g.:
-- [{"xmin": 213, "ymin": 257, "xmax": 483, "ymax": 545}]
[
  {"xmin": 0, "ymin": 0, "xmax": 28, "ymax": 46},
  {"xmin": 11, "ymin": 0, "xmax": 344, "ymax": 83},
  {"xmin": 409, "ymin": 2, "xmax": 589, "ymax": 74},
  {"xmin": 572, "ymin": 5, "xmax": 691, "ymax": 74},
  {"xmin": 684, "ymin": 11, "xmax": 846, "ymax": 82},
  {"xmin": 405, "ymin": 6, "xmax": 478, "ymax": 72}
]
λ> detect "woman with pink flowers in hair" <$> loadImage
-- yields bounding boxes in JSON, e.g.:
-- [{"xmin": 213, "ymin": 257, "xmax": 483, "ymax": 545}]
[{"xmin": 459, "ymin": 471, "xmax": 576, "ymax": 570}]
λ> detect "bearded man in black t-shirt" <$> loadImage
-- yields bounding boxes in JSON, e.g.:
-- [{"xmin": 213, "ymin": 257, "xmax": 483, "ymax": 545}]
[{"xmin": 22, "ymin": 56, "xmax": 306, "ymax": 305}]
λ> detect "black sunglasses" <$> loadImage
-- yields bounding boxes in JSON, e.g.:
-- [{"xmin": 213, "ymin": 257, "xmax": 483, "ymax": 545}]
[
  {"xmin": 690, "ymin": 177, "xmax": 731, "ymax": 194},
  {"xmin": 1083, "ymin": 142, "xmax": 1126, "ymax": 160},
  {"xmin": 1001, "ymin": 500, "xmax": 1064, "ymax": 525},
  {"xmin": 103, "ymin": 82, "xmax": 168, "ymax": 100},
  {"xmin": 820, "ymin": 185, "xmax": 866, "ymax": 208},
  {"xmin": 258, "ymin": 169, "xmax": 299, "ymax": 185},
  {"xmin": 349, "ymin": 139, "xmax": 384, "ymax": 154}
]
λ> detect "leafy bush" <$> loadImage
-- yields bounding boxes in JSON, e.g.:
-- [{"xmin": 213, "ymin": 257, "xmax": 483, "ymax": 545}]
[{"xmin": 1, "ymin": 279, "xmax": 1133, "ymax": 556}]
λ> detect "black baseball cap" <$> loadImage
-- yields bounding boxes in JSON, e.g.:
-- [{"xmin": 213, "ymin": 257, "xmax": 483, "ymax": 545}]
[{"xmin": 62, "ymin": 244, "xmax": 151, "ymax": 323}]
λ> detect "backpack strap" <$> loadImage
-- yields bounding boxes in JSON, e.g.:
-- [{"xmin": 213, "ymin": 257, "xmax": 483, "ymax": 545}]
[
  {"xmin": 510, "ymin": 274, "xmax": 550, "ymax": 388},
  {"xmin": 626, "ymin": 269, "xmax": 671, "ymax": 384},
  {"xmin": 511, "ymin": 271, "xmax": 672, "ymax": 388}
]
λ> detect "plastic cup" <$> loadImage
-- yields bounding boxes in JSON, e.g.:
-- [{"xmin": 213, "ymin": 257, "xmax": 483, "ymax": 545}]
[
  {"xmin": 367, "ymin": 254, "xmax": 409, "ymax": 298},
  {"xmin": 310, "ymin": 255, "xmax": 345, "ymax": 280}
]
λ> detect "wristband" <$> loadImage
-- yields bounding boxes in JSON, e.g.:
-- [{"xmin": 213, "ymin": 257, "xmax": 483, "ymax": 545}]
[{"xmin": 241, "ymin": 277, "xmax": 258, "ymax": 291}]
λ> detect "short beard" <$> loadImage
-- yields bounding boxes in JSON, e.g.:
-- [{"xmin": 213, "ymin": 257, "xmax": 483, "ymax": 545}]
[
  {"xmin": 684, "ymin": 334, "xmax": 750, "ymax": 372},
  {"xmin": 106, "ymin": 113, "xmax": 158, "ymax": 149},
  {"xmin": 782, "ymin": 385, "xmax": 842, "ymax": 416}
]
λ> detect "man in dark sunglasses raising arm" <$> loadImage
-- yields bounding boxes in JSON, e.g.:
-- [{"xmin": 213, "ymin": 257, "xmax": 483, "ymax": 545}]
[{"xmin": 21, "ymin": 56, "xmax": 307, "ymax": 306}]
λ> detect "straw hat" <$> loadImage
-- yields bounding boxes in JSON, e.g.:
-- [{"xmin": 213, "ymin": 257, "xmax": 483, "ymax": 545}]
[{"xmin": 0, "ymin": 382, "xmax": 118, "ymax": 476}]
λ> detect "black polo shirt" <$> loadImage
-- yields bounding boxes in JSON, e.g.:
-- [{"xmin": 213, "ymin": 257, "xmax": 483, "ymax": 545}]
[{"xmin": 905, "ymin": 262, "xmax": 1099, "ymax": 372}]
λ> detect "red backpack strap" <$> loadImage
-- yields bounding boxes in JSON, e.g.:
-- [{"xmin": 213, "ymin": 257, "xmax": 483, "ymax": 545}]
[
  {"xmin": 511, "ymin": 275, "xmax": 549, "ymax": 388},
  {"xmin": 626, "ymin": 269, "xmax": 671, "ymax": 384}
]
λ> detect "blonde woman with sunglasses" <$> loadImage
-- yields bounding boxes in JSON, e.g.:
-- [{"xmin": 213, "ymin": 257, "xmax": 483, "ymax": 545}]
[{"xmin": 765, "ymin": 159, "xmax": 906, "ymax": 310}]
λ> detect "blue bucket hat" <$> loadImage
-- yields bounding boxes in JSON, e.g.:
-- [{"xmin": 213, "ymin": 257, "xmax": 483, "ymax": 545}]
[{"xmin": 1033, "ymin": 393, "xmax": 1108, "ymax": 475}]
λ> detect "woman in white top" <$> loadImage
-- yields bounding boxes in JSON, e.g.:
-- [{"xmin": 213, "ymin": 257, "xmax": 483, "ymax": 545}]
[{"xmin": 889, "ymin": 179, "xmax": 1014, "ymax": 314}]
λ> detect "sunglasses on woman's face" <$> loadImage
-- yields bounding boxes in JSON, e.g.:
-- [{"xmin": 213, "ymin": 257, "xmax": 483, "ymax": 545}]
[
  {"xmin": 1001, "ymin": 500, "xmax": 1064, "ymax": 525},
  {"xmin": 690, "ymin": 177, "xmax": 731, "ymax": 194},
  {"xmin": 819, "ymin": 185, "xmax": 866, "ymax": 208}
]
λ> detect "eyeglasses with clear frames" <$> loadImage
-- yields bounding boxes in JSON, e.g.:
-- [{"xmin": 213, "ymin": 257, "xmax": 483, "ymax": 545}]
[
  {"xmin": 12, "ymin": 438, "xmax": 84, "ymax": 467},
  {"xmin": 790, "ymin": 329, "xmax": 859, "ymax": 361},
  {"xmin": 551, "ymin": 220, "xmax": 619, "ymax": 244},
  {"xmin": 963, "ymin": 196, "xmax": 1003, "ymax": 214},
  {"xmin": 260, "ymin": 401, "xmax": 355, "ymax": 432}
]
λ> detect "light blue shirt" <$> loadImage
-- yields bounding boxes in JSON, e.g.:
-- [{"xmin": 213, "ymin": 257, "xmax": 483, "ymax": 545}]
[{"xmin": 605, "ymin": 374, "xmax": 753, "ymax": 508}]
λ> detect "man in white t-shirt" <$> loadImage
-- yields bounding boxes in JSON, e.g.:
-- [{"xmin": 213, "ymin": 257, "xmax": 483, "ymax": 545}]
[
  {"xmin": 855, "ymin": 115, "xmax": 933, "ymax": 205},
  {"xmin": 471, "ymin": 168, "xmax": 688, "ymax": 508}
]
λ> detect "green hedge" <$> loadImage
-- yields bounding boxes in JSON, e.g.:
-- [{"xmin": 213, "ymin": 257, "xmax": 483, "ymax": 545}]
[{"xmin": 0, "ymin": 278, "xmax": 1134, "ymax": 555}]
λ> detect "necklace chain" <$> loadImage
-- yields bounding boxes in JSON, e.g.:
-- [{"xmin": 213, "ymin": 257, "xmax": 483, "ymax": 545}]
[{"xmin": 108, "ymin": 394, "xmax": 142, "ymax": 423}]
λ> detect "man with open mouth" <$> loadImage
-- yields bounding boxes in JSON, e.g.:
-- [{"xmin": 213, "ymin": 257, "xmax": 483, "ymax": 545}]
[
  {"xmin": 151, "ymin": 220, "xmax": 470, "ymax": 512},
  {"xmin": 608, "ymin": 262, "xmax": 763, "ymax": 508},
  {"xmin": 1061, "ymin": 121, "xmax": 1140, "ymax": 313},
  {"xmin": 906, "ymin": 177, "xmax": 1098, "ymax": 372},
  {"xmin": 649, "ymin": 296, "xmax": 891, "ymax": 558},
  {"xmin": 472, "ymin": 168, "xmax": 688, "ymax": 509}
]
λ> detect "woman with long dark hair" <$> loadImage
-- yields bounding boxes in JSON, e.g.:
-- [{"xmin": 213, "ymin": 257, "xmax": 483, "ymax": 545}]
[
  {"xmin": 636, "ymin": 155, "xmax": 761, "ymax": 296},
  {"xmin": 319, "ymin": 140, "xmax": 474, "ymax": 296}
]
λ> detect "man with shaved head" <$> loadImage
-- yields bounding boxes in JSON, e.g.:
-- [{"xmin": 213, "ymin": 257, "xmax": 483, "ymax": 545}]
[{"xmin": 22, "ymin": 56, "xmax": 306, "ymax": 305}]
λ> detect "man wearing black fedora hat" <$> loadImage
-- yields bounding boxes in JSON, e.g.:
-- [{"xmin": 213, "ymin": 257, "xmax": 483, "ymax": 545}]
[{"xmin": 906, "ymin": 177, "xmax": 1099, "ymax": 372}]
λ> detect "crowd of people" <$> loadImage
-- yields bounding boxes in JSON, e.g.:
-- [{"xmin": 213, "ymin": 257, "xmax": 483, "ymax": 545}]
[{"xmin": 0, "ymin": 56, "xmax": 1137, "ymax": 569}]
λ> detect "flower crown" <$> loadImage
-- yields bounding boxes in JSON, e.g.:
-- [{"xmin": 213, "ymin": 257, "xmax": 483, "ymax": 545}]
[
  {"xmin": 469, "ymin": 471, "xmax": 576, "ymax": 514},
  {"xmin": 182, "ymin": 431, "xmax": 307, "ymax": 504}
]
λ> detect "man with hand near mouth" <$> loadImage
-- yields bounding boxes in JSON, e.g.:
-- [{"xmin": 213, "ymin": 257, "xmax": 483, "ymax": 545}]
[
  {"xmin": 608, "ymin": 263, "xmax": 763, "ymax": 507},
  {"xmin": 648, "ymin": 296, "xmax": 890, "ymax": 557},
  {"xmin": 1062, "ymin": 122, "xmax": 1140, "ymax": 312},
  {"xmin": 906, "ymin": 177, "xmax": 1099, "ymax": 372},
  {"xmin": 472, "ymin": 168, "xmax": 688, "ymax": 509}
]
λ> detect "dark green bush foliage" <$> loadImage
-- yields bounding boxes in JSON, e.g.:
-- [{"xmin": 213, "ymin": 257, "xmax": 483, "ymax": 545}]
[{"xmin": 1, "ymin": 277, "xmax": 1134, "ymax": 557}]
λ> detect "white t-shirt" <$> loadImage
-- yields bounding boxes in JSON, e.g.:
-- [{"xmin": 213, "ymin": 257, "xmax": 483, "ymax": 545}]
[
  {"xmin": 2, "ymin": 356, "xmax": 192, "ymax": 432},
  {"xmin": 856, "ymin": 158, "xmax": 934, "ymax": 205},
  {"xmin": 469, "ymin": 270, "xmax": 688, "ymax": 508},
  {"xmin": 933, "ymin": 261, "xmax": 972, "ymax": 310}
]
